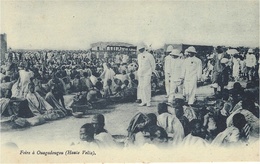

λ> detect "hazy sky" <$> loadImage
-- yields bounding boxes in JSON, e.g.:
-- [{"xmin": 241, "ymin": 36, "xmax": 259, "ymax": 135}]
[{"xmin": 1, "ymin": 0, "xmax": 259, "ymax": 50}]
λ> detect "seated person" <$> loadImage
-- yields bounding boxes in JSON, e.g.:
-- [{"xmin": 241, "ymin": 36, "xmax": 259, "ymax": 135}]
[
  {"xmin": 230, "ymin": 82, "xmax": 244, "ymax": 106},
  {"xmin": 46, "ymin": 73, "xmax": 66, "ymax": 109},
  {"xmin": 26, "ymin": 82, "xmax": 53, "ymax": 116},
  {"xmin": 80, "ymin": 72, "xmax": 94, "ymax": 92},
  {"xmin": 112, "ymin": 79, "xmax": 136, "ymax": 102},
  {"xmin": 114, "ymin": 70, "xmax": 128, "ymax": 83},
  {"xmin": 0, "ymin": 76, "xmax": 16, "ymax": 98},
  {"xmin": 87, "ymin": 81, "xmax": 103, "ymax": 102},
  {"xmin": 1, "ymin": 89, "xmax": 34, "ymax": 119},
  {"xmin": 212, "ymin": 113, "xmax": 251, "ymax": 147},
  {"xmin": 175, "ymin": 105, "xmax": 190, "ymax": 137},
  {"xmin": 1, "ymin": 89, "xmax": 13, "ymax": 117},
  {"xmin": 103, "ymin": 79, "xmax": 113, "ymax": 98},
  {"xmin": 75, "ymin": 123, "xmax": 100, "ymax": 148},
  {"xmin": 91, "ymin": 114, "xmax": 116, "ymax": 148},
  {"xmin": 148, "ymin": 126, "xmax": 168, "ymax": 148},
  {"xmin": 121, "ymin": 80, "xmax": 137, "ymax": 100},
  {"xmin": 214, "ymin": 102, "xmax": 229, "ymax": 134},
  {"xmin": 33, "ymin": 76, "xmax": 47, "ymax": 97},
  {"xmin": 157, "ymin": 103, "xmax": 184, "ymax": 145},
  {"xmin": 128, "ymin": 73, "xmax": 138, "ymax": 88},
  {"xmin": 62, "ymin": 77, "xmax": 72, "ymax": 94},
  {"xmin": 111, "ymin": 78, "xmax": 122, "ymax": 95},
  {"xmin": 45, "ymin": 85, "xmax": 67, "ymax": 117},
  {"xmin": 221, "ymin": 89, "xmax": 233, "ymax": 114},
  {"xmin": 71, "ymin": 74, "xmax": 83, "ymax": 92},
  {"xmin": 125, "ymin": 113, "xmax": 161, "ymax": 147},
  {"xmin": 226, "ymin": 101, "xmax": 259, "ymax": 139},
  {"xmin": 182, "ymin": 119, "xmax": 209, "ymax": 147},
  {"xmin": 88, "ymin": 69, "xmax": 98, "ymax": 86},
  {"xmin": 121, "ymin": 79, "xmax": 129, "ymax": 90},
  {"xmin": 202, "ymin": 112, "xmax": 218, "ymax": 143}
]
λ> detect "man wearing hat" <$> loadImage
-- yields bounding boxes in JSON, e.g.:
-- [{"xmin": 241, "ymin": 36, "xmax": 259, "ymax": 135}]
[
  {"xmin": 168, "ymin": 49, "xmax": 183, "ymax": 103},
  {"xmin": 164, "ymin": 45, "xmax": 174, "ymax": 98},
  {"xmin": 245, "ymin": 48, "xmax": 256, "ymax": 81},
  {"xmin": 137, "ymin": 43, "xmax": 156, "ymax": 107},
  {"xmin": 91, "ymin": 114, "xmax": 115, "ymax": 147},
  {"xmin": 181, "ymin": 46, "xmax": 202, "ymax": 105}
]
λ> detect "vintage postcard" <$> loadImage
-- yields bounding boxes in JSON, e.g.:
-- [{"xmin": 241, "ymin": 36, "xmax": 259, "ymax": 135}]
[{"xmin": 0, "ymin": 0, "xmax": 259, "ymax": 163}]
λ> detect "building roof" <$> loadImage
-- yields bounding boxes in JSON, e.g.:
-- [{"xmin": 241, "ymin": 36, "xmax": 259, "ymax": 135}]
[{"xmin": 90, "ymin": 42, "xmax": 136, "ymax": 49}]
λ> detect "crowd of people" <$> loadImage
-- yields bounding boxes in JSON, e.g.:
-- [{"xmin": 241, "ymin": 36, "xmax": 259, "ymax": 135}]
[{"xmin": 0, "ymin": 43, "xmax": 259, "ymax": 148}]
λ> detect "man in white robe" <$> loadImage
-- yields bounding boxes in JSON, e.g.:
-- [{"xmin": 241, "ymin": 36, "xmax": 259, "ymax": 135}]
[{"xmin": 137, "ymin": 43, "xmax": 156, "ymax": 107}]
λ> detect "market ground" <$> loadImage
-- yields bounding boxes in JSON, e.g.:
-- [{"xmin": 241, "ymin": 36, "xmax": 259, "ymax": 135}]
[{"xmin": 1, "ymin": 81, "xmax": 246, "ymax": 148}]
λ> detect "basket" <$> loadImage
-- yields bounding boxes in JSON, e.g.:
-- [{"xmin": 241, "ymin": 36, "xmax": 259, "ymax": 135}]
[{"xmin": 71, "ymin": 104, "xmax": 91, "ymax": 114}]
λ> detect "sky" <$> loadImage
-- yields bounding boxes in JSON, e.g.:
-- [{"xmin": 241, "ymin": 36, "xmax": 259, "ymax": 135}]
[{"xmin": 0, "ymin": 0, "xmax": 259, "ymax": 50}]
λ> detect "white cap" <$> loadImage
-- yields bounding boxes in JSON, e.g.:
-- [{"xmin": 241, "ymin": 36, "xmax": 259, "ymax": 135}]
[
  {"xmin": 166, "ymin": 45, "xmax": 174, "ymax": 52},
  {"xmin": 170, "ymin": 49, "xmax": 181, "ymax": 56},
  {"xmin": 226, "ymin": 49, "xmax": 239, "ymax": 55},
  {"xmin": 248, "ymin": 48, "xmax": 254, "ymax": 53},
  {"xmin": 185, "ymin": 46, "xmax": 197, "ymax": 53}
]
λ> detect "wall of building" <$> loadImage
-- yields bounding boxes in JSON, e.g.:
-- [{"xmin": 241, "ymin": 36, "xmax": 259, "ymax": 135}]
[{"xmin": 0, "ymin": 34, "xmax": 7, "ymax": 60}]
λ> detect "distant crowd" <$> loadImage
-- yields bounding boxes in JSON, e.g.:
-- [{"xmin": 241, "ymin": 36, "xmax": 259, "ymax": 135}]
[{"xmin": 0, "ymin": 45, "xmax": 259, "ymax": 148}]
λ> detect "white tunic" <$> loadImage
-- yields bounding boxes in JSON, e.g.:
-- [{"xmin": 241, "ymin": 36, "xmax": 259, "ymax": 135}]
[{"xmin": 137, "ymin": 51, "xmax": 155, "ymax": 77}]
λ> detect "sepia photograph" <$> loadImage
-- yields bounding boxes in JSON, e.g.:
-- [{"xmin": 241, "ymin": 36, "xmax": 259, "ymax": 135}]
[{"xmin": 0, "ymin": 0, "xmax": 259, "ymax": 163}]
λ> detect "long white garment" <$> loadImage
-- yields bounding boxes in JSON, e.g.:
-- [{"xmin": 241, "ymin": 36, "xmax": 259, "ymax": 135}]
[
  {"xmin": 232, "ymin": 58, "xmax": 240, "ymax": 80},
  {"xmin": 164, "ymin": 55, "xmax": 172, "ymax": 96},
  {"xmin": 226, "ymin": 109, "xmax": 259, "ymax": 138},
  {"xmin": 168, "ymin": 58, "xmax": 183, "ymax": 102},
  {"xmin": 137, "ymin": 51, "xmax": 156, "ymax": 104},
  {"xmin": 157, "ymin": 113, "xmax": 184, "ymax": 146},
  {"xmin": 100, "ymin": 63, "xmax": 115, "ymax": 88},
  {"xmin": 95, "ymin": 132, "xmax": 116, "ymax": 148},
  {"xmin": 18, "ymin": 69, "xmax": 34, "ymax": 97},
  {"xmin": 182, "ymin": 134, "xmax": 208, "ymax": 147},
  {"xmin": 211, "ymin": 126, "xmax": 240, "ymax": 147},
  {"xmin": 181, "ymin": 56, "xmax": 202, "ymax": 104}
]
